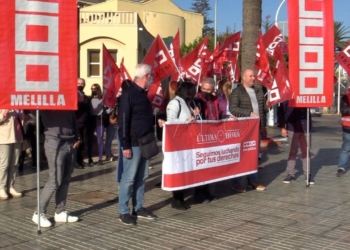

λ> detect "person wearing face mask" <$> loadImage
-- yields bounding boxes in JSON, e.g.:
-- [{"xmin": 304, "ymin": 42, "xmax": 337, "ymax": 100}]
[
  {"xmin": 75, "ymin": 78, "xmax": 90, "ymax": 169},
  {"xmin": 117, "ymin": 63, "xmax": 157, "ymax": 225},
  {"xmin": 192, "ymin": 77, "xmax": 219, "ymax": 204},
  {"xmin": 87, "ymin": 84, "xmax": 105, "ymax": 166}
]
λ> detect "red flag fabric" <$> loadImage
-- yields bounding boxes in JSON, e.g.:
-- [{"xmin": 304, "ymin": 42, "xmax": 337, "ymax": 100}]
[
  {"xmin": 177, "ymin": 37, "xmax": 209, "ymax": 82},
  {"xmin": 213, "ymin": 31, "xmax": 241, "ymax": 62},
  {"xmin": 120, "ymin": 57, "xmax": 132, "ymax": 81},
  {"xmin": 267, "ymin": 47, "xmax": 293, "ymax": 107},
  {"xmin": 147, "ymin": 81, "xmax": 166, "ymax": 111},
  {"xmin": 168, "ymin": 30, "xmax": 181, "ymax": 66},
  {"xmin": 102, "ymin": 44, "xmax": 120, "ymax": 108},
  {"xmin": 142, "ymin": 35, "xmax": 177, "ymax": 83},
  {"xmin": 255, "ymin": 30, "xmax": 273, "ymax": 89},
  {"xmin": 287, "ymin": 0, "xmax": 334, "ymax": 108},
  {"xmin": 262, "ymin": 25, "xmax": 285, "ymax": 57},
  {"xmin": 335, "ymin": 43, "xmax": 350, "ymax": 77}
]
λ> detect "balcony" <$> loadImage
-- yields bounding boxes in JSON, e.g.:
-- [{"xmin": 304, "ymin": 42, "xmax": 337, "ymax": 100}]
[{"xmin": 79, "ymin": 11, "xmax": 137, "ymax": 25}]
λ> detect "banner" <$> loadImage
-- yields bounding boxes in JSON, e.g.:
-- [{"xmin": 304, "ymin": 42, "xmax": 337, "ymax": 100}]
[
  {"xmin": 162, "ymin": 118, "xmax": 259, "ymax": 191},
  {"xmin": 0, "ymin": 0, "xmax": 77, "ymax": 109},
  {"xmin": 288, "ymin": 0, "xmax": 334, "ymax": 107},
  {"xmin": 102, "ymin": 44, "xmax": 120, "ymax": 108}
]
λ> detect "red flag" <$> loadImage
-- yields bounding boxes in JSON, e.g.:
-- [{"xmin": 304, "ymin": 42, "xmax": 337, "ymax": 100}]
[
  {"xmin": 120, "ymin": 57, "xmax": 132, "ymax": 80},
  {"xmin": 226, "ymin": 59, "xmax": 240, "ymax": 83},
  {"xmin": 177, "ymin": 37, "xmax": 209, "ymax": 82},
  {"xmin": 147, "ymin": 81, "xmax": 166, "ymax": 111},
  {"xmin": 168, "ymin": 30, "xmax": 181, "ymax": 66},
  {"xmin": 213, "ymin": 31, "xmax": 241, "ymax": 62},
  {"xmin": 287, "ymin": 0, "xmax": 334, "ymax": 108},
  {"xmin": 335, "ymin": 42, "xmax": 350, "ymax": 77},
  {"xmin": 103, "ymin": 44, "xmax": 120, "ymax": 108},
  {"xmin": 255, "ymin": 30, "xmax": 273, "ymax": 89},
  {"xmin": 262, "ymin": 25, "xmax": 285, "ymax": 57},
  {"xmin": 267, "ymin": 47, "xmax": 293, "ymax": 107},
  {"xmin": 142, "ymin": 35, "xmax": 177, "ymax": 83}
]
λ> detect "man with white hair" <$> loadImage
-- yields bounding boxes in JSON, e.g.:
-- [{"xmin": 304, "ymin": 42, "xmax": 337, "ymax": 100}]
[{"xmin": 118, "ymin": 63, "xmax": 157, "ymax": 225}]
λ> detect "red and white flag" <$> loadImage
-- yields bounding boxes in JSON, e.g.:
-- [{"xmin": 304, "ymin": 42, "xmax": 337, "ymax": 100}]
[
  {"xmin": 213, "ymin": 31, "xmax": 241, "ymax": 62},
  {"xmin": 102, "ymin": 44, "xmax": 120, "ymax": 108},
  {"xmin": 168, "ymin": 30, "xmax": 181, "ymax": 66},
  {"xmin": 162, "ymin": 119, "xmax": 260, "ymax": 191},
  {"xmin": 120, "ymin": 57, "xmax": 132, "ymax": 81},
  {"xmin": 255, "ymin": 30, "xmax": 273, "ymax": 89},
  {"xmin": 147, "ymin": 81, "xmax": 166, "ymax": 111},
  {"xmin": 142, "ymin": 35, "xmax": 177, "ymax": 83},
  {"xmin": 267, "ymin": 47, "xmax": 293, "ymax": 107},
  {"xmin": 335, "ymin": 43, "xmax": 350, "ymax": 77},
  {"xmin": 287, "ymin": 0, "xmax": 334, "ymax": 107},
  {"xmin": 177, "ymin": 37, "xmax": 209, "ymax": 82},
  {"xmin": 262, "ymin": 25, "xmax": 285, "ymax": 57},
  {"xmin": 0, "ymin": 0, "xmax": 77, "ymax": 109}
]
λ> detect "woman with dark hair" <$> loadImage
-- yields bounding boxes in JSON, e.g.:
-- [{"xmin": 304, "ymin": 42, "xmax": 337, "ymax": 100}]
[
  {"xmin": 164, "ymin": 81, "xmax": 196, "ymax": 210},
  {"xmin": 87, "ymin": 84, "xmax": 104, "ymax": 166}
]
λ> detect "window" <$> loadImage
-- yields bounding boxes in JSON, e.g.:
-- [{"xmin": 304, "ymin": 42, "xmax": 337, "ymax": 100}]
[
  {"xmin": 108, "ymin": 50, "xmax": 118, "ymax": 64},
  {"xmin": 88, "ymin": 50, "xmax": 100, "ymax": 77}
]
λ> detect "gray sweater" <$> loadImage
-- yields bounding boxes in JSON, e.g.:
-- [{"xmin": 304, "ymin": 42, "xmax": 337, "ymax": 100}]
[{"xmin": 41, "ymin": 111, "xmax": 80, "ymax": 141}]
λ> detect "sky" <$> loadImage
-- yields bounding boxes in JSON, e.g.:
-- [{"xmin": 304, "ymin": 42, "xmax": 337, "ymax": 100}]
[{"xmin": 172, "ymin": 0, "xmax": 350, "ymax": 34}]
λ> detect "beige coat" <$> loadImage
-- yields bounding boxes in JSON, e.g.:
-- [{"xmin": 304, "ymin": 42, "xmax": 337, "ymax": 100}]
[{"xmin": 0, "ymin": 110, "xmax": 23, "ymax": 144}]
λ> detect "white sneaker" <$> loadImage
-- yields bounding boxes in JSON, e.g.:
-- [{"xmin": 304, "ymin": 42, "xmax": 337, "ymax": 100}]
[
  {"xmin": 32, "ymin": 212, "xmax": 52, "ymax": 227},
  {"xmin": 0, "ymin": 189, "xmax": 8, "ymax": 200},
  {"xmin": 9, "ymin": 188, "xmax": 22, "ymax": 198},
  {"xmin": 54, "ymin": 211, "xmax": 79, "ymax": 223}
]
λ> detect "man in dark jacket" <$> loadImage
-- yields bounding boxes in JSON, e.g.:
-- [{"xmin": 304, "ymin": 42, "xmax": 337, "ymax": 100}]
[
  {"xmin": 278, "ymin": 101, "xmax": 313, "ymax": 184},
  {"xmin": 229, "ymin": 68, "xmax": 267, "ymax": 192},
  {"xmin": 118, "ymin": 63, "xmax": 157, "ymax": 225},
  {"xmin": 75, "ymin": 78, "xmax": 90, "ymax": 169}
]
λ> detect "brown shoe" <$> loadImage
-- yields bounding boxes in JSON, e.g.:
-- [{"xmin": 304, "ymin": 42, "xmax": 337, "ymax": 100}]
[
  {"xmin": 249, "ymin": 182, "xmax": 266, "ymax": 191},
  {"xmin": 231, "ymin": 185, "xmax": 246, "ymax": 193}
]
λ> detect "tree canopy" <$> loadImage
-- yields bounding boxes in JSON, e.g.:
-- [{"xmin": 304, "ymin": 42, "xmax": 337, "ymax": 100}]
[{"xmin": 190, "ymin": 0, "xmax": 214, "ymax": 36}]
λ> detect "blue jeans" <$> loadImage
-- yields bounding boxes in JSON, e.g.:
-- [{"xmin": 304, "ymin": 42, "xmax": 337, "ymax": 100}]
[
  {"xmin": 118, "ymin": 146, "xmax": 149, "ymax": 215},
  {"xmin": 338, "ymin": 132, "xmax": 350, "ymax": 170},
  {"xmin": 116, "ymin": 138, "xmax": 123, "ymax": 183},
  {"xmin": 105, "ymin": 124, "xmax": 117, "ymax": 157},
  {"xmin": 232, "ymin": 131, "xmax": 261, "ymax": 186}
]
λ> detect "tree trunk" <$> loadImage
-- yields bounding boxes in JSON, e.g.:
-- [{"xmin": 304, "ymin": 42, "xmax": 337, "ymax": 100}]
[{"xmin": 241, "ymin": 0, "xmax": 262, "ymax": 72}]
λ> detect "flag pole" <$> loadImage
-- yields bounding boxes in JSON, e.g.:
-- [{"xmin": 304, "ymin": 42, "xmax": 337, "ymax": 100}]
[
  {"xmin": 36, "ymin": 109, "xmax": 41, "ymax": 234},
  {"xmin": 306, "ymin": 108, "xmax": 310, "ymax": 187}
]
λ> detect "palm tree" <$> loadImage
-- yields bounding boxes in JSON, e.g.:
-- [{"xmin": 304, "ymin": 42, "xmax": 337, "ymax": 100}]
[
  {"xmin": 241, "ymin": 0, "xmax": 262, "ymax": 71},
  {"xmin": 334, "ymin": 21, "xmax": 350, "ymax": 50}
]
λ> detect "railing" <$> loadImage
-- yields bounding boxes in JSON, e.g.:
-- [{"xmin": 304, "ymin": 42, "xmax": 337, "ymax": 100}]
[{"xmin": 79, "ymin": 11, "xmax": 136, "ymax": 25}]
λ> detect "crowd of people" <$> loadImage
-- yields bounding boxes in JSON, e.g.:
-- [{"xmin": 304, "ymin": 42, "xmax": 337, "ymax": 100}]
[{"xmin": 0, "ymin": 63, "xmax": 336, "ymax": 228}]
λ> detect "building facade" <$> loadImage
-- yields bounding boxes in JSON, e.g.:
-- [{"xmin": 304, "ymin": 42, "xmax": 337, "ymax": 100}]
[{"xmin": 79, "ymin": 0, "xmax": 203, "ymax": 89}]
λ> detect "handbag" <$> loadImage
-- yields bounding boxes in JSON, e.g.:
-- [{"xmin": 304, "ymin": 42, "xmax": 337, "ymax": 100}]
[{"xmin": 138, "ymin": 132, "xmax": 159, "ymax": 160}]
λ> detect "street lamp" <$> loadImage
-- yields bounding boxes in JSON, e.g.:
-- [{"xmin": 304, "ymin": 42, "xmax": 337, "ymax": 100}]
[{"xmin": 213, "ymin": 0, "xmax": 218, "ymax": 87}]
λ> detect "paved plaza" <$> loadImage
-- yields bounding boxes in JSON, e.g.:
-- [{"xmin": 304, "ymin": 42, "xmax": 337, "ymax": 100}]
[{"xmin": 1, "ymin": 115, "xmax": 350, "ymax": 250}]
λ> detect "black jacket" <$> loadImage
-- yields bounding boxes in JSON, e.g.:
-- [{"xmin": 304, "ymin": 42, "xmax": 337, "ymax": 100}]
[
  {"xmin": 76, "ymin": 95, "xmax": 90, "ymax": 125},
  {"xmin": 228, "ymin": 84, "xmax": 267, "ymax": 129},
  {"xmin": 118, "ymin": 82, "xmax": 153, "ymax": 150},
  {"xmin": 277, "ymin": 101, "xmax": 311, "ymax": 133}
]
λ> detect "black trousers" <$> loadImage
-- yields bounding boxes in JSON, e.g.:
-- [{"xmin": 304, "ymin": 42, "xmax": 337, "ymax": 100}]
[
  {"xmin": 76, "ymin": 123, "xmax": 88, "ymax": 165},
  {"xmin": 18, "ymin": 124, "xmax": 37, "ymax": 170},
  {"xmin": 172, "ymin": 190, "xmax": 184, "ymax": 201}
]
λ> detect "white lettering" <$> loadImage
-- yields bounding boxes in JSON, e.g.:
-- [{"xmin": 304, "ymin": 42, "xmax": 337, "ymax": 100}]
[
  {"xmin": 154, "ymin": 50, "xmax": 167, "ymax": 67},
  {"xmin": 10, "ymin": 95, "xmax": 66, "ymax": 106}
]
